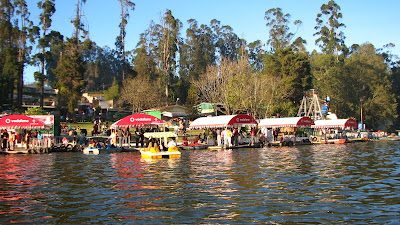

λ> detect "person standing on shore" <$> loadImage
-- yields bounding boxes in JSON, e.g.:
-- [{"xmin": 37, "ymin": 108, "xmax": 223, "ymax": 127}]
[
  {"xmin": 217, "ymin": 128, "xmax": 222, "ymax": 146},
  {"xmin": 226, "ymin": 129, "xmax": 232, "ymax": 147},
  {"xmin": 233, "ymin": 128, "xmax": 239, "ymax": 146},
  {"xmin": 250, "ymin": 127, "xmax": 257, "ymax": 146},
  {"xmin": 9, "ymin": 131, "xmax": 15, "ymax": 151},
  {"xmin": 212, "ymin": 129, "xmax": 217, "ymax": 146}
]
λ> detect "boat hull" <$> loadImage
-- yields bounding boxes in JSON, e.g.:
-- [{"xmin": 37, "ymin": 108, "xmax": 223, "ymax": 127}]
[
  {"xmin": 321, "ymin": 139, "xmax": 347, "ymax": 144},
  {"xmin": 140, "ymin": 150, "xmax": 181, "ymax": 159},
  {"xmin": 178, "ymin": 145, "xmax": 207, "ymax": 150},
  {"xmin": 83, "ymin": 147, "xmax": 121, "ymax": 155}
]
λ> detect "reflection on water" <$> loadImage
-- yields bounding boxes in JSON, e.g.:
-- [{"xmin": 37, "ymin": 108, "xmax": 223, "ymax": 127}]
[{"xmin": 0, "ymin": 142, "xmax": 399, "ymax": 224}]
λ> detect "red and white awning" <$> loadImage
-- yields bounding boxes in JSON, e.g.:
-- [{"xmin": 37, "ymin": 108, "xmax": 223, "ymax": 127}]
[
  {"xmin": 258, "ymin": 117, "xmax": 314, "ymax": 128},
  {"xmin": 110, "ymin": 113, "xmax": 165, "ymax": 129},
  {"xmin": 312, "ymin": 119, "xmax": 358, "ymax": 129},
  {"xmin": 0, "ymin": 114, "xmax": 48, "ymax": 129},
  {"xmin": 189, "ymin": 114, "xmax": 258, "ymax": 129}
]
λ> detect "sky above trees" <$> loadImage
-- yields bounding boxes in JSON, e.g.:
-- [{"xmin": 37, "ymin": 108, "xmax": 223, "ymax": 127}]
[{"xmin": 24, "ymin": 0, "xmax": 400, "ymax": 83}]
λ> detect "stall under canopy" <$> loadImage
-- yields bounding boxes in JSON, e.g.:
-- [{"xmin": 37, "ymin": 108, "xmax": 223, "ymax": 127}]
[
  {"xmin": 110, "ymin": 113, "xmax": 165, "ymax": 129},
  {"xmin": 258, "ymin": 117, "xmax": 314, "ymax": 128},
  {"xmin": 0, "ymin": 114, "xmax": 48, "ymax": 129},
  {"xmin": 312, "ymin": 119, "xmax": 357, "ymax": 129},
  {"xmin": 189, "ymin": 114, "xmax": 258, "ymax": 129}
]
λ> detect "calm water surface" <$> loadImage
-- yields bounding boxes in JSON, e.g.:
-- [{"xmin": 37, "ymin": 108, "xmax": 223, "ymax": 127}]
[{"xmin": 0, "ymin": 141, "xmax": 399, "ymax": 224}]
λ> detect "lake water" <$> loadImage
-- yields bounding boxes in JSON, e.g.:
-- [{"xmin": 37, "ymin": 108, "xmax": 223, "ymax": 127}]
[{"xmin": 0, "ymin": 141, "xmax": 399, "ymax": 224}]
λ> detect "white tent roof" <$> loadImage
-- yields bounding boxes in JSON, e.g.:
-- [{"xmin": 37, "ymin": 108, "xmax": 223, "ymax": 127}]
[
  {"xmin": 258, "ymin": 117, "xmax": 314, "ymax": 128},
  {"xmin": 189, "ymin": 115, "xmax": 257, "ymax": 129},
  {"xmin": 312, "ymin": 119, "xmax": 358, "ymax": 129}
]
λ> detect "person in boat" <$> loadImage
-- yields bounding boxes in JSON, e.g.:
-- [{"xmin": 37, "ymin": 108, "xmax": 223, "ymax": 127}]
[
  {"xmin": 95, "ymin": 141, "xmax": 103, "ymax": 149},
  {"xmin": 88, "ymin": 139, "xmax": 95, "ymax": 148},
  {"xmin": 160, "ymin": 139, "xmax": 167, "ymax": 151},
  {"xmin": 182, "ymin": 136, "xmax": 188, "ymax": 146},
  {"xmin": 168, "ymin": 137, "xmax": 177, "ymax": 148},
  {"xmin": 193, "ymin": 135, "xmax": 200, "ymax": 145},
  {"xmin": 150, "ymin": 139, "xmax": 160, "ymax": 153},
  {"xmin": 167, "ymin": 137, "xmax": 178, "ymax": 152},
  {"xmin": 62, "ymin": 136, "xmax": 68, "ymax": 146}
]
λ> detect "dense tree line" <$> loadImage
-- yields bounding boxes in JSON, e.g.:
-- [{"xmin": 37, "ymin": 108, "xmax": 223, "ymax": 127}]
[{"xmin": 0, "ymin": 0, "xmax": 399, "ymax": 131}]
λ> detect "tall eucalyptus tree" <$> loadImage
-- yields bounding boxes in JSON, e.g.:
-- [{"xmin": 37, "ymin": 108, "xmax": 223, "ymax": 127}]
[
  {"xmin": 211, "ymin": 19, "xmax": 243, "ymax": 61},
  {"xmin": 314, "ymin": 0, "xmax": 346, "ymax": 60},
  {"xmin": 264, "ymin": 8, "xmax": 306, "ymax": 53},
  {"xmin": 155, "ymin": 9, "xmax": 181, "ymax": 100},
  {"xmin": 35, "ymin": 0, "xmax": 55, "ymax": 108},
  {"xmin": 0, "ymin": 0, "xmax": 16, "ymax": 110},
  {"xmin": 53, "ymin": 0, "xmax": 89, "ymax": 116},
  {"xmin": 180, "ymin": 19, "xmax": 215, "ymax": 80},
  {"xmin": 72, "ymin": 0, "xmax": 88, "ymax": 45},
  {"xmin": 15, "ymin": 0, "xmax": 36, "ymax": 108},
  {"xmin": 116, "ymin": 0, "xmax": 135, "ymax": 81}
]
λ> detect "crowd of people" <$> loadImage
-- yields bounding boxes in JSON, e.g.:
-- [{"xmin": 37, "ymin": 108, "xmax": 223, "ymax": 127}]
[
  {"xmin": 1, "ymin": 129, "xmax": 45, "ymax": 151},
  {"xmin": 185, "ymin": 127, "xmax": 263, "ymax": 148}
]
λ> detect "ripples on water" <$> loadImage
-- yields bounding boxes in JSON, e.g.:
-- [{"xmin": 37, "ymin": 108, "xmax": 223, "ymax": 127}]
[{"xmin": 0, "ymin": 142, "xmax": 399, "ymax": 224}]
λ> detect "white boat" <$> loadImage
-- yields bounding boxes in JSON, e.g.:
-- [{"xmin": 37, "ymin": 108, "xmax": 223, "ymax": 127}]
[
  {"xmin": 82, "ymin": 146, "xmax": 121, "ymax": 155},
  {"xmin": 139, "ymin": 149, "xmax": 181, "ymax": 159}
]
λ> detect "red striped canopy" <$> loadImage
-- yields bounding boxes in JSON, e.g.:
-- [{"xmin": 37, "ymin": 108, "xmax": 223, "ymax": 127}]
[
  {"xmin": 312, "ymin": 119, "xmax": 358, "ymax": 129},
  {"xmin": 0, "ymin": 114, "xmax": 47, "ymax": 129},
  {"xmin": 258, "ymin": 117, "xmax": 314, "ymax": 128},
  {"xmin": 189, "ymin": 114, "xmax": 258, "ymax": 129},
  {"xmin": 110, "ymin": 113, "xmax": 165, "ymax": 128}
]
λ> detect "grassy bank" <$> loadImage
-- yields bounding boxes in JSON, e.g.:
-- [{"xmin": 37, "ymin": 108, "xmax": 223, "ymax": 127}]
[{"xmin": 62, "ymin": 122, "xmax": 94, "ymax": 131}]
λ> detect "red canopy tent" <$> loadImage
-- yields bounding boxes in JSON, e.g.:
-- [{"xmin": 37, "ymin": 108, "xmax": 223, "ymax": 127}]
[
  {"xmin": 189, "ymin": 114, "xmax": 258, "ymax": 129},
  {"xmin": 0, "ymin": 114, "xmax": 48, "ymax": 129},
  {"xmin": 258, "ymin": 117, "xmax": 314, "ymax": 128},
  {"xmin": 110, "ymin": 113, "xmax": 165, "ymax": 129},
  {"xmin": 312, "ymin": 119, "xmax": 358, "ymax": 129}
]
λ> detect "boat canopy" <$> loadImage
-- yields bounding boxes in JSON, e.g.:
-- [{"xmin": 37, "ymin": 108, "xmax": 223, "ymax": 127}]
[
  {"xmin": 258, "ymin": 117, "xmax": 314, "ymax": 128},
  {"xmin": 144, "ymin": 132, "xmax": 177, "ymax": 139},
  {"xmin": 144, "ymin": 132, "xmax": 178, "ymax": 145},
  {"xmin": 189, "ymin": 114, "xmax": 258, "ymax": 129},
  {"xmin": 110, "ymin": 113, "xmax": 165, "ymax": 129},
  {"xmin": 312, "ymin": 119, "xmax": 358, "ymax": 129},
  {"xmin": 0, "ymin": 114, "xmax": 48, "ymax": 129}
]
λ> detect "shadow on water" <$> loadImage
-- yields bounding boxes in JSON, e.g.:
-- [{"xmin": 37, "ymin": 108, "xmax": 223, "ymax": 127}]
[{"xmin": 0, "ymin": 142, "xmax": 399, "ymax": 224}]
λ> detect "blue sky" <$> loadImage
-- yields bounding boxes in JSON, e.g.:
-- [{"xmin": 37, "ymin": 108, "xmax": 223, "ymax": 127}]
[{"xmin": 25, "ymin": 0, "xmax": 400, "ymax": 83}]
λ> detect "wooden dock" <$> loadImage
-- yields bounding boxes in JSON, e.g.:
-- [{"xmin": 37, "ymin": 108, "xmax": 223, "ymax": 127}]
[{"xmin": 0, "ymin": 147, "xmax": 50, "ymax": 154}]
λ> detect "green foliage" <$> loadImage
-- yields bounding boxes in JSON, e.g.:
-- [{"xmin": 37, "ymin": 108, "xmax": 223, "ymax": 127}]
[
  {"xmin": 311, "ymin": 44, "xmax": 397, "ymax": 131},
  {"xmin": 264, "ymin": 8, "xmax": 306, "ymax": 52},
  {"xmin": 24, "ymin": 107, "xmax": 48, "ymax": 115},
  {"xmin": 103, "ymin": 77, "xmax": 120, "ymax": 100},
  {"xmin": 264, "ymin": 48, "xmax": 312, "ymax": 109},
  {"xmin": 314, "ymin": 0, "xmax": 346, "ymax": 57},
  {"xmin": 53, "ymin": 37, "xmax": 87, "ymax": 115}
]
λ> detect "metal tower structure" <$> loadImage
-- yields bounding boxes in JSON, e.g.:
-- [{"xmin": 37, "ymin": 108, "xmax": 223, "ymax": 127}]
[{"xmin": 297, "ymin": 89, "xmax": 324, "ymax": 120}]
